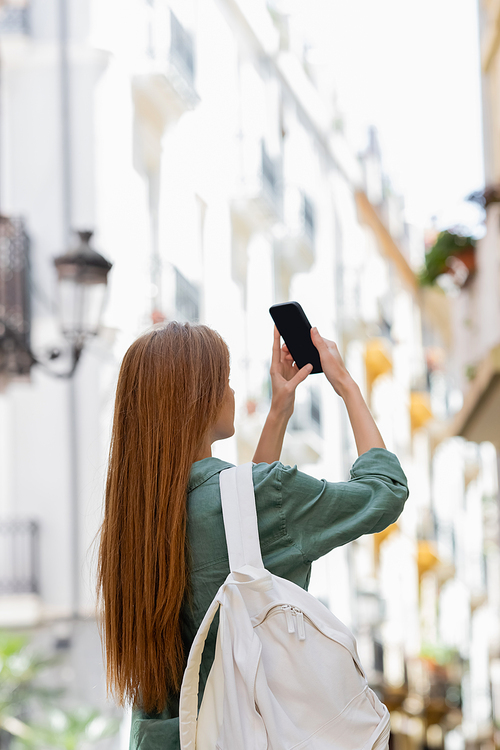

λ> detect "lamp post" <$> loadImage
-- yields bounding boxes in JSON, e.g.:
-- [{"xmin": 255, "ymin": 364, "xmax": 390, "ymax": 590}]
[
  {"xmin": 52, "ymin": 229, "xmax": 112, "ymax": 622},
  {"xmin": 0, "ymin": 221, "xmax": 113, "ymax": 623},
  {"xmin": 52, "ymin": 229, "xmax": 112, "ymax": 623}
]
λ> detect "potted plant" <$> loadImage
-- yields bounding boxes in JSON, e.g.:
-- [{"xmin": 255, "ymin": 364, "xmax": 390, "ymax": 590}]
[{"xmin": 417, "ymin": 228, "xmax": 477, "ymax": 288}]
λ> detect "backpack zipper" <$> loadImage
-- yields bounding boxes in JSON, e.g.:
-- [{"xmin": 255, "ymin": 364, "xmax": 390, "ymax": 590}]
[
  {"xmin": 282, "ymin": 605, "xmax": 295, "ymax": 634},
  {"xmin": 257, "ymin": 604, "xmax": 366, "ymax": 676},
  {"xmin": 252, "ymin": 606, "xmax": 386, "ymax": 746},
  {"xmin": 277, "ymin": 605, "xmax": 306, "ymax": 641},
  {"xmin": 293, "ymin": 607, "xmax": 306, "ymax": 641}
]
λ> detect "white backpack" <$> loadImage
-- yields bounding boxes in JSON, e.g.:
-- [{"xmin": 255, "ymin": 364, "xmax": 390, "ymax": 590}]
[{"xmin": 179, "ymin": 462, "xmax": 391, "ymax": 750}]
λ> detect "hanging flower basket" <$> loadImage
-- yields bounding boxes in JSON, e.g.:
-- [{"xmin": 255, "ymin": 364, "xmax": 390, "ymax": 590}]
[{"xmin": 417, "ymin": 229, "xmax": 477, "ymax": 288}]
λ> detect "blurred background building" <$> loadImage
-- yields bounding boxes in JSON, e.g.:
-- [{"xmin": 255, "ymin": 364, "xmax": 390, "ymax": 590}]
[{"xmin": 0, "ymin": 0, "xmax": 498, "ymax": 749}]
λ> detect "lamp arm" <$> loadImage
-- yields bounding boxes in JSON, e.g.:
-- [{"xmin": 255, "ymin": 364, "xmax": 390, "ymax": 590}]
[{"xmin": 0, "ymin": 319, "xmax": 84, "ymax": 379}]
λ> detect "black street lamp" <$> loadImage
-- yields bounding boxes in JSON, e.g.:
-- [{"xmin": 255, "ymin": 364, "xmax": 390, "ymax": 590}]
[
  {"xmin": 0, "ymin": 220, "xmax": 113, "ymax": 380},
  {"xmin": 53, "ymin": 230, "xmax": 113, "ymax": 375}
]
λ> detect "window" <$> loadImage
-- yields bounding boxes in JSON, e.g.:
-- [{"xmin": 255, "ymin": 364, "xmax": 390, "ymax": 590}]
[
  {"xmin": 303, "ymin": 194, "xmax": 315, "ymax": 243},
  {"xmin": 170, "ymin": 10, "xmax": 195, "ymax": 86},
  {"xmin": 261, "ymin": 140, "xmax": 282, "ymax": 214},
  {"xmin": 0, "ymin": 2, "xmax": 30, "ymax": 35},
  {"xmin": 261, "ymin": 140, "xmax": 278, "ymax": 196},
  {"xmin": 0, "ymin": 520, "xmax": 39, "ymax": 595},
  {"xmin": 175, "ymin": 268, "xmax": 199, "ymax": 323},
  {"xmin": 310, "ymin": 387, "xmax": 321, "ymax": 433},
  {"xmin": 289, "ymin": 386, "xmax": 321, "ymax": 435}
]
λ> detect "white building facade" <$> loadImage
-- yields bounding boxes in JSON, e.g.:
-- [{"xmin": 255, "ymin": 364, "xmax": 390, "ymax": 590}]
[{"xmin": 2, "ymin": 1, "xmax": 489, "ymax": 749}]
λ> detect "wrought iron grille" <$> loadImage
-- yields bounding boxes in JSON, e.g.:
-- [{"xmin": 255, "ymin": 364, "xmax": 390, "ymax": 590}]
[
  {"xmin": 170, "ymin": 10, "xmax": 195, "ymax": 86},
  {"xmin": 0, "ymin": 519, "xmax": 39, "ymax": 595},
  {"xmin": 0, "ymin": 216, "xmax": 32, "ymax": 377},
  {"xmin": 0, "ymin": 4, "xmax": 30, "ymax": 35}
]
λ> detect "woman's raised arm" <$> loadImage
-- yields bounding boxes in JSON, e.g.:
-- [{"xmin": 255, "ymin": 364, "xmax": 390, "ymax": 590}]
[
  {"xmin": 310, "ymin": 327, "xmax": 386, "ymax": 457},
  {"xmin": 253, "ymin": 326, "xmax": 386, "ymax": 464},
  {"xmin": 252, "ymin": 326, "xmax": 312, "ymax": 463}
]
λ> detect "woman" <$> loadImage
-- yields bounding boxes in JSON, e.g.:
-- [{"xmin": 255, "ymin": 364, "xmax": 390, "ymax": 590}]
[{"xmin": 97, "ymin": 321, "xmax": 409, "ymax": 749}]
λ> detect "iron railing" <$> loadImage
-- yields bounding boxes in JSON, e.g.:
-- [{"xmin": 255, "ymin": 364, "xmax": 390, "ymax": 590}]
[
  {"xmin": 0, "ymin": 519, "xmax": 39, "ymax": 595},
  {"xmin": 0, "ymin": 216, "xmax": 32, "ymax": 377}
]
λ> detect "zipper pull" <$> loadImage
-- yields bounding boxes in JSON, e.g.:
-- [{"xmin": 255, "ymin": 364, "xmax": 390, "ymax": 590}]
[
  {"xmin": 282, "ymin": 605, "xmax": 295, "ymax": 633},
  {"xmin": 293, "ymin": 608, "xmax": 306, "ymax": 641}
]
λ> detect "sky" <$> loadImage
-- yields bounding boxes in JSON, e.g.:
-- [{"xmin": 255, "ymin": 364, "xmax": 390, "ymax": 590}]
[{"xmin": 300, "ymin": 0, "xmax": 485, "ymax": 232}]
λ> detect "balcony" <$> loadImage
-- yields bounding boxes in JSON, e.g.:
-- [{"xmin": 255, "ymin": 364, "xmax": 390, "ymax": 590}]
[
  {"xmin": 284, "ymin": 385, "xmax": 322, "ymax": 465},
  {"xmin": 231, "ymin": 140, "xmax": 283, "ymax": 231},
  {"xmin": 132, "ymin": 9, "xmax": 199, "ymax": 130},
  {"xmin": 0, "ymin": 215, "xmax": 33, "ymax": 385},
  {"xmin": 0, "ymin": 519, "xmax": 41, "ymax": 627},
  {"xmin": 408, "ymin": 650, "xmax": 463, "ymax": 728},
  {"xmin": 289, "ymin": 385, "xmax": 322, "ymax": 436},
  {"xmin": 364, "ymin": 337, "xmax": 392, "ymax": 403},
  {"xmin": 410, "ymin": 391, "xmax": 433, "ymax": 434},
  {"xmin": 442, "ymin": 343, "xmax": 500, "ymax": 450},
  {"xmin": 278, "ymin": 189, "xmax": 316, "ymax": 273}
]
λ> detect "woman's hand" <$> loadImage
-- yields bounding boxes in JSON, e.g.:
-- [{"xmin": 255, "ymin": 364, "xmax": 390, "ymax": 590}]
[
  {"xmin": 252, "ymin": 327, "xmax": 312, "ymax": 464},
  {"xmin": 309, "ymin": 327, "xmax": 354, "ymax": 398},
  {"xmin": 270, "ymin": 326, "xmax": 312, "ymax": 419}
]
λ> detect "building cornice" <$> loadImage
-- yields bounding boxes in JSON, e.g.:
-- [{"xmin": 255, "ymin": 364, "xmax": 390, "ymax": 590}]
[
  {"xmin": 442, "ymin": 343, "xmax": 500, "ymax": 449},
  {"xmin": 354, "ymin": 190, "xmax": 419, "ymax": 298}
]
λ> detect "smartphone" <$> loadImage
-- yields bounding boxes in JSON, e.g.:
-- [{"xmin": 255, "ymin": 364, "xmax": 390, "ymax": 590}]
[{"xmin": 269, "ymin": 301, "xmax": 322, "ymax": 374}]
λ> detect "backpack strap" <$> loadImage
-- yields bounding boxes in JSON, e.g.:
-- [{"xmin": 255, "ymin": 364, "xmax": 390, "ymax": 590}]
[
  {"xmin": 179, "ymin": 595, "xmax": 221, "ymax": 749},
  {"xmin": 219, "ymin": 463, "xmax": 264, "ymax": 572}
]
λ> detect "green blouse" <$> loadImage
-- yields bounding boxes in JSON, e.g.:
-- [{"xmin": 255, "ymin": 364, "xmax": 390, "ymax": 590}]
[{"xmin": 130, "ymin": 447, "xmax": 409, "ymax": 749}]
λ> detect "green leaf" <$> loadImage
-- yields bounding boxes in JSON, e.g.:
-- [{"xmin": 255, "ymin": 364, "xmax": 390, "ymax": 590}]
[{"xmin": 0, "ymin": 631, "xmax": 120, "ymax": 748}]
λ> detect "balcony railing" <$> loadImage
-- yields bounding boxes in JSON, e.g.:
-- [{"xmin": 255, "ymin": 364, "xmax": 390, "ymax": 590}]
[
  {"xmin": 0, "ymin": 215, "xmax": 32, "ymax": 378},
  {"xmin": 231, "ymin": 139, "xmax": 283, "ymax": 230},
  {"xmin": 0, "ymin": 520, "xmax": 39, "ymax": 595},
  {"xmin": 132, "ymin": 8, "xmax": 199, "ymax": 126}
]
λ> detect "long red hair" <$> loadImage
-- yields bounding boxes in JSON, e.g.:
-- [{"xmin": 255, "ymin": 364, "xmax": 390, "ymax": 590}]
[{"xmin": 96, "ymin": 322, "xmax": 230, "ymax": 713}]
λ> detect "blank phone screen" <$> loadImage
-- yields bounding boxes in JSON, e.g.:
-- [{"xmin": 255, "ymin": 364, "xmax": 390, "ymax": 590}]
[{"xmin": 270, "ymin": 302, "xmax": 322, "ymax": 373}]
